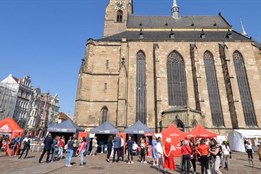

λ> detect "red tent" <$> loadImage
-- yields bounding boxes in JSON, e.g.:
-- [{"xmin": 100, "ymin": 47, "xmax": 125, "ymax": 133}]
[
  {"xmin": 188, "ymin": 125, "xmax": 217, "ymax": 138},
  {"xmin": 161, "ymin": 124, "xmax": 188, "ymax": 157},
  {"xmin": 0, "ymin": 117, "xmax": 24, "ymax": 138}
]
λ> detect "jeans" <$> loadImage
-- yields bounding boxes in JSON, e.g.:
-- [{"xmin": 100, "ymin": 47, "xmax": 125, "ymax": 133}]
[
  {"xmin": 19, "ymin": 148, "xmax": 29, "ymax": 159},
  {"xmin": 100, "ymin": 145, "xmax": 104, "ymax": 153},
  {"xmin": 58, "ymin": 147, "xmax": 63, "ymax": 158},
  {"xmin": 157, "ymin": 153, "xmax": 164, "ymax": 171},
  {"xmin": 39, "ymin": 148, "xmax": 51, "ymax": 163},
  {"xmin": 183, "ymin": 154, "xmax": 191, "ymax": 174},
  {"xmin": 223, "ymin": 155, "xmax": 229, "ymax": 169},
  {"xmin": 66, "ymin": 149, "xmax": 73, "ymax": 166},
  {"xmin": 120, "ymin": 146, "xmax": 124, "ymax": 161},
  {"xmin": 213, "ymin": 156, "xmax": 222, "ymax": 174},
  {"xmin": 127, "ymin": 148, "xmax": 133, "ymax": 161},
  {"xmin": 107, "ymin": 148, "xmax": 112, "ymax": 159},
  {"xmin": 200, "ymin": 155, "xmax": 209, "ymax": 174},
  {"xmin": 91, "ymin": 147, "xmax": 97, "ymax": 155},
  {"xmin": 113, "ymin": 148, "xmax": 120, "ymax": 162},
  {"xmin": 191, "ymin": 158, "xmax": 197, "ymax": 172},
  {"xmin": 51, "ymin": 148, "xmax": 55, "ymax": 161},
  {"xmin": 80, "ymin": 150, "xmax": 85, "ymax": 165}
]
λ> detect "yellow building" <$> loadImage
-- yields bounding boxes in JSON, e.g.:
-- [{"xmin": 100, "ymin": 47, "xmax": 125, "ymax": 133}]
[{"xmin": 75, "ymin": 0, "xmax": 261, "ymax": 135}]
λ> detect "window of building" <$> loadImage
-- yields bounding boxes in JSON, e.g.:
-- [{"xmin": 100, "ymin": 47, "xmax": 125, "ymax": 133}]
[
  {"xmin": 167, "ymin": 51, "xmax": 187, "ymax": 106},
  {"xmin": 204, "ymin": 51, "xmax": 224, "ymax": 126},
  {"xmin": 136, "ymin": 50, "xmax": 147, "ymax": 124},
  {"xmin": 104, "ymin": 83, "xmax": 107, "ymax": 90},
  {"xmin": 101, "ymin": 106, "xmax": 108, "ymax": 124},
  {"xmin": 116, "ymin": 10, "xmax": 123, "ymax": 22},
  {"xmin": 233, "ymin": 51, "xmax": 257, "ymax": 126},
  {"xmin": 106, "ymin": 60, "xmax": 109, "ymax": 70}
]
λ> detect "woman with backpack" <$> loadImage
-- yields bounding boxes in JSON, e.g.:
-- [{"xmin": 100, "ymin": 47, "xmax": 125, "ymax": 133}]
[
  {"xmin": 65, "ymin": 136, "xmax": 74, "ymax": 167},
  {"xmin": 19, "ymin": 135, "xmax": 31, "ymax": 159}
]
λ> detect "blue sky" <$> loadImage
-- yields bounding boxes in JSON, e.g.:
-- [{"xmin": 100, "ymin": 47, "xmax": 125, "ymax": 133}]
[{"xmin": 0, "ymin": 0, "xmax": 260, "ymax": 116}]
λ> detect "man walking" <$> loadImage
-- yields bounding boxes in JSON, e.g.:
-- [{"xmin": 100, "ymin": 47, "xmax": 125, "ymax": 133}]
[
  {"xmin": 112, "ymin": 134, "xmax": 121, "ymax": 162},
  {"xmin": 39, "ymin": 133, "xmax": 53, "ymax": 163},
  {"xmin": 19, "ymin": 135, "xmax": 31, "ymax": 159}
]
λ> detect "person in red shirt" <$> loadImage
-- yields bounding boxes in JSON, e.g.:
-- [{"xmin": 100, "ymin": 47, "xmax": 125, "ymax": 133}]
[
  {"xmin": 58, "ymin": 136, "xmax": 65, "ymax": 159},
  {"xmin": 163, "ymin": 137, "xmax": 176, "ymax": 173},
  {"xmin": 181, "ymin": 140, "xmax": 192, "ymax": 174},
  {"xmin": 196, "ymin": 139, "xmax": 210, "ymax": 174}
]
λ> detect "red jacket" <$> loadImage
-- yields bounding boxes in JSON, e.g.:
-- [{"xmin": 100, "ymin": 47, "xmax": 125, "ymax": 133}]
[{"xmin": 181, "ymin": 145, "xmax": 192, "ymax": 155}]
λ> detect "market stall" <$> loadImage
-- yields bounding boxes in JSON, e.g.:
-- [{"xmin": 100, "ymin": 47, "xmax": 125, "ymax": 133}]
[
  {"xmin": 228, "ymin": 129, "xmax": 261, "ymax": 152},
  {"xmin": 188, "ymin": 125, "xmax": 217, "ymax": 138},
  {"xmin": 161, "ymin": 124, "xmax": 187, "ymax": 157},
  {"xmin": 0, "ymin": 117, "xmax": 24, "ymax": 139},
  {"xmin": 90, "ymin": 121, "xmax": 119, "ymax": 153},
  {"xmin": 124, "ymin": 120, "xmax": 154, "ymax": 156},
  {"xmin": 47, "ymin": 119, "xmax": 84, "ymax": 142}
]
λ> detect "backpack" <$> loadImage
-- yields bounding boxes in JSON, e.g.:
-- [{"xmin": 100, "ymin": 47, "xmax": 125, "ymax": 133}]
[{"xmin": 10, "ymin": 138, "xmax": 16, "ymax": 146}]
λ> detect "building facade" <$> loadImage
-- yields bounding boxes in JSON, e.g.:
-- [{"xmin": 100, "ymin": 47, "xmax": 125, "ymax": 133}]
[
  {"xmin": 0, "ymin": 74, "xmax": 59, "ymax": 134},
  {"xmin": 75, "ymin": 0, "xmax": 261, "ymax": 135},
  {"xmin": 0, "ymin": 74, "xmax": 19, "ymax": 120}
]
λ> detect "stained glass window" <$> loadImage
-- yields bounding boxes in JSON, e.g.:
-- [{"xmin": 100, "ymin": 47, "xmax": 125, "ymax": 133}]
[
  {"xmin": 233, "ymin": 51, "xmax": 257, "ymax": 126},
  {"xmin": 204, "ymin": 51, "xmax": 224, "ymax": 126},
  {"xmin": 136, "ymin": 51, "xmax": 147, "ymax": 124},
  {"xmin": 167, "ymin": 51, "xmax": 187, "ymax": 106}
]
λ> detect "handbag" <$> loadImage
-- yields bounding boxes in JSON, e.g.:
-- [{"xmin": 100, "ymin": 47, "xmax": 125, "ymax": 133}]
[{"xmin": 64, "ymin": 144, "xmax": 68, "ymax": 150}]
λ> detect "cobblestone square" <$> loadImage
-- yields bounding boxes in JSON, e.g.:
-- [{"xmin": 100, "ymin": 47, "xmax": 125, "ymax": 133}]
[{"xmin": 0, "ymin": 151, "xmax": 260, "ymax": 174}]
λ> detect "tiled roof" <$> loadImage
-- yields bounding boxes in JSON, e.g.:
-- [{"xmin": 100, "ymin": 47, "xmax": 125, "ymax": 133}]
[
  {"xmin": 127, "ymin": 15, "xmax": 231, "ymax": 29},
  {"xmin": 57, "ymin": 112, "xmax": 70, "ymax": 120},
  {"xmin": 11, "ymin": 75, "xmax": 20, "ymax": 83},
  {"xmin": 99, "ymin": 30, "xmax": 251, "ymax": 42},
  {"xmin": 253, "ymin": 42, "xmax": 261, "ymax": 50}
]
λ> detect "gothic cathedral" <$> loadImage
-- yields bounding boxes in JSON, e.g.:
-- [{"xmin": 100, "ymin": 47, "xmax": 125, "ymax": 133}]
[{"xmin": 75, "ymin": 0, "xmax": 261, "ymax": 135}]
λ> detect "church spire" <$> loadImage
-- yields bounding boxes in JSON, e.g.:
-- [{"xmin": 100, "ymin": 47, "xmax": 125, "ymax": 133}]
[
  {"xmin": 240, "ymin": 18, "xmax": 248, "ymax": 36},
  {"xmin": 172, "ymin": 0, "xmax": 180, "ymax": 19}
]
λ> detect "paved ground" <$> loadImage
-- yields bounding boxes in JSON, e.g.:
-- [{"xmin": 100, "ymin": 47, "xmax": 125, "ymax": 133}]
[{"xmin": 0, "ymin": 151, "xmax": 261, "ymax": 174}]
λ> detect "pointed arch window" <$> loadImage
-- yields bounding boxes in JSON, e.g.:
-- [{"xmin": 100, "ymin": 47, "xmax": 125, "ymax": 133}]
[
  {"xmin": 136, "ymin": 51, "xmax": 147, "ymax": 124},
  {"xmin": 116, "ymin": 10, "xmax": 123, "ymax": 22},
  {"xmin": 204, "ymin": 51, "xmax": 224, "ymax": 126},
  {"xmin": 233, "ymin": 51, "xmax": 257, "ymax": 126},
  {"xmin": 167, "ymin": 51, "xmax": 187, "ymax": 106},
  {"xmin": 101, "ymin": 107, "xmax": 108, "ymax": 124}
]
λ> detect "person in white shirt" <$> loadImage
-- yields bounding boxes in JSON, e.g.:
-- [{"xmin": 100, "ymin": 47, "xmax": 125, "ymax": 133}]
[
  {"xmin": 19, "ymin": 136, "xmax": 31, "ymax": 159},
  {"xmin": 132, "ymin": 141, "xmax": 138, "ymax": 155},
  {"xmin": 221, "ymin": 141, "xmax": 230, "ymax": 170},
  {"xmin": 120, "ymin": 136, "xmax": 124, "ymax": 161},
  {"xmin": 245, "ymin": 140, "xmax": 254, "ymax": 167},
  {"xmin": 156, "ymin": 137, "xmax": 164, "ymax": 171}
]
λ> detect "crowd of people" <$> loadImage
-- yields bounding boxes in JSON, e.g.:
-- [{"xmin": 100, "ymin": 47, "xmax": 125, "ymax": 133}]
[
  {"xmin": 0, "ymin": 134, "xmax": 32, "ymax": 158},
  {"xmin": 1, "ymin": 133, "xmax": 261, "ymax": 173},
  {"xmin": 99, "ymin": 135, "xmax": 261, "ymax": 174}
]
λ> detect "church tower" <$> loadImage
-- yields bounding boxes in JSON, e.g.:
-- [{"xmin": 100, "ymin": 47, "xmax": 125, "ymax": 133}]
[
  {"xmin": 171, "ymin": 0, "xmax": 180, "ymax": 19},
  {"xmin": 103, "ymin": 0, "xmax": 133, "ymax": 37}
]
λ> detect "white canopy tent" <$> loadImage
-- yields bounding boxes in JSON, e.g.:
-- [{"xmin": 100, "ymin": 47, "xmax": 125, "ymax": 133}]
[{"xmin": 228, "ymin": 129, "xmax": 261, "ymax": 152}]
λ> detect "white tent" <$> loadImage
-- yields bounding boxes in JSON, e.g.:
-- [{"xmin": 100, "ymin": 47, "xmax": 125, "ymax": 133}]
[{"xmin": 228, "ymin": 129, "xmax": 261, "ymax": 152}]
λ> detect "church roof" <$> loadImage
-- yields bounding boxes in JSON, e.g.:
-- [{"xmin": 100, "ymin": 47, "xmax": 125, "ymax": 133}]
[
  {"xmin": 99, "ymin": 30, "xmax": 251, "ymax": 42},
  {"xmin": 127, "ymin": 15, "xmax": 231, "ymax": 29}
]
